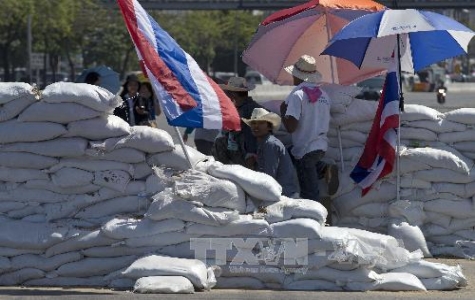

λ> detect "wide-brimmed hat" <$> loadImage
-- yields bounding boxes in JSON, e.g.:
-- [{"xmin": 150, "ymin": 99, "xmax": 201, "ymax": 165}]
[
  {"xmin": 284, "ymin": 54, "xmax": 322, "ymax": 83},
  {"xmin": 242, "ymin": 108, "xmax": 281, "ymax": 132},
  {"xmin": 219, "ymin": 76, "xmax": 256, "ymax": 92}
]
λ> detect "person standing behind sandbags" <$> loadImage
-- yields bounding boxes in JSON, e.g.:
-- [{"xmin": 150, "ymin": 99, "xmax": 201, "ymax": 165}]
[
  {"xmin": 280, "ymin": 55, "xmax": 339, "ymax": 203},
  {"xmin": 115, "ymin": 74, "xmax": 141, "ymax": 126},
  {"xmin": 242, "ymin": 107, "xmax": 299, "ymax": 198},
  {"xmin": 212, "ymin": 77, "xmax": 262, "ymax": 168}
]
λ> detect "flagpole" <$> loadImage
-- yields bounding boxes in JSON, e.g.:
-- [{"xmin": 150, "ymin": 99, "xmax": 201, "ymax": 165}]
[{"xmin": 174, "ymin": 127, "xmax": 194, "ymax": 170}]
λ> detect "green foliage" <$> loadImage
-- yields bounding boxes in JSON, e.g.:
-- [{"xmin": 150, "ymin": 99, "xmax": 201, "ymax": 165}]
[{"xmin": 1, "ymin": 2, "xmax": 265, "ymax": 82}]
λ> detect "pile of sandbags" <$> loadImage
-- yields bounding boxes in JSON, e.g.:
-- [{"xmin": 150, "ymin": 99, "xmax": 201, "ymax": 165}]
[
  {"xmin": 328, "ymin": 96, "xmax": 475, "ymax": 259},
  {"xmin": 0, "ymin": 82, "xmax": 468, "ymax": 293}
]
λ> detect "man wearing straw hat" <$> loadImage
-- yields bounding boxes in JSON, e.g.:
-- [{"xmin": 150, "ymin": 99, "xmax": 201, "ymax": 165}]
[
  {"xmin": 243, "ymin": 107, "xmax": 299, "ymax": 197},
  {"xmin": 280, "ymin": 54, "xmax": 339, "ymax": 204},
  {"xmin": 212, "ymin": 76, "xmax": 262, "ymax": 167}
]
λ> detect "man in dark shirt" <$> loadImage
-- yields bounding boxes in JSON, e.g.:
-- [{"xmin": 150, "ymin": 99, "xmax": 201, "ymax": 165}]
[{"xmin": 212, "ymin": 76, "xmax": 262, "ymax": 168}]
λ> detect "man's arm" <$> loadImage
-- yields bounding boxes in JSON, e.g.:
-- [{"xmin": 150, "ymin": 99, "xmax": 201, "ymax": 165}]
[{"xmin": 280, "ymin": 101, "xmax": 299, "ymax": 133}]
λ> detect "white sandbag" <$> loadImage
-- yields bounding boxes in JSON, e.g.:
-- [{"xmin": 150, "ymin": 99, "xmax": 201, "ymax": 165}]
[
  {"xmin": 328, "ymin": 137, "xmax": 362, "ymax": 148},
  {"xmin": 415, "ymin": 168, "xmax": 475, "ymax": 184},
  {"xmin": 0, "ymin": 94, "xmax": 36, "ymax": 122},
  {"xmin": 388, "ymin": 222, "xmax": 431, "ymax": 257},
  {"xmin": 75, "ymin": 196, "xmax": 150, "ymax": 219},
  {"xmin": 330, "ymin": 98, "xmax": 377, "ymax": 126},
  {"xmin": 109, "ymin": 278, "xmax": 136, "ymax": 289},
  {"xmin": 444, "ymin": 107, "xmax": 475, "ymax": 125},
  {"xmin": 264, "ymin": 196, "xmax": 327, "ymax": 224},
  {"xmin": 25, "ymin": 276, "xmax": 106, "ymax": 287},
  {"xmin": 400, "ymin": 147, "xmax": 470, "ymax": 175},
  {"xmin": 55, "ymin": 256, "xmax": 136, "ymax": 278},
  {"xmin": 400, "ymin": 126, "xmax": 437, "ymax": 141},
  {"xmin": 0, "ymin": 167, "xmax": 48, "ymax": 182},
  {"xmin": 124, "ymin": 180, "xmax": 146, "ymax": 196},
  {"xmin": 0, "ymin": 82, "xmax": 35, "ymax": 104},
  {"xmin": 453, "ymin": 141, "xmax": 475, "ymax": 152},
  {"xmin": 0, "ymin": 257, "xmax": 11, "ymax": 272},
  {"xmin": 121, "ymin": 255, "xmax": 211, "ymax": 290},
  {"xmin": 388, "ymin": 200, "xmax": 426, "ymax": 226},
  {"xmin": 340, "ymin": 130, "xmax": 368, "ymax": 144},
  {"xmin": 0, "ymin": 247, "xmax": 42, "ymax": 257},
  {"xmin": 216, "ymin": 277, "xmax": 264, "ymax": 290},
  {"xmin": 145, "ymin": 189, "xmax": 239, "ymax": 226},
  {"xmin": 92, "ymin": 126, "xmax": 174, "ymax": 153},
  {"xmin": 174, "ymin": 170, "xmax": 246, "ymax": 212},
  {"xmin": 101, "ymin": 217, "xmax": 185, "ymax": 240},
  {"xmin": 0, "ymin": 219, "xmax": 68, "ymax": 250},
  {"xmin": 424, "ymin": 199, "xmax": 474, "ymax": 219},
  {"xmin": 425, "ymin": 212, "xmax": 451, "ymax": 228},
  {"xmin": 0, "ymin": 119, "xmax": 66, "ymax": 144},
  {"xmin": 284, "ymin": 279, "xmax": 342, "ymax": 291},
  {"xmin": 24, "ymin": 179, "xmax": 100, "ymax": 195},
  {"xmin": 145, "ymin": 173, "xmax": 167, "ymax": 195},
  {"xmin": 10, "ymin": 252, "xmax": 81, "ymax": 272},
  {"xmin": 0, "ymin": 268, "xmax": 45, "ymax": 285},
  {"xmin": 41, "ymin": 82, "xmax": 121, "ymax": 113},
  {"xmin": 64, "ymin": 115, "xmax": 130, "ymax": 140},
  {"xmin": 186, "ymin": 215, "xmax": 271, "ymax": 237},
  {"xmin": 47, "ymin": 158, "xmax": 134, "ymax": 175},
  {"xmin": 0, "ymin": 201, "xmax": 25, "ymax": 213},
  {"xmin": 294, "ymin": 266, "xmax": 380, "ymax": 283},
  {"xmin": 401, "ymin": 104, "xmax": 443, "ymax": 121},
  {"xmin": 51, "ymin": 167, "xmax": 94, "ymax": 188},
  {"xmin": 147, "ymin": 144, "xmax": 207, "ymax": 170},
  {"xmin": 17, "ymin": 102, "xmax": 103, "ymax": 123},
  {"xmin": 133, "ymin": 162, "xmax": 153, "ymax": 179},
  {"xmin": 124, "ymin": 231, "xmax": 197, "ymax": 248},
  {"xmin": 333, "ymin": 182, "xmax": 396, "ymax": 216},
  {"xmin": 390, "ymin": 260, "xmax": 465, "ymax": 281},
  {"xmin": 85, "ymin": 147, "xmax": 145, "ymax": 164},
  {"xmin": 81, "ymin": 245, "xmax": 158, "ymax": 258},
  {"xmin": 45, "ymin": 230, "xmax": 116, "ymax": 258},
  {"xmin": 345, "ymin": 272, "xmax": 426, "ymax": 291},
  {"xmin": 0, "ymin": 187, "xmax": 75, "ymax": 203},
  {"xmin": 93, "ymin": 169, "xmax": 131, "ymax": 192},
  {"xmin": 439, "ymin": 129, "xmax": 475, "ymax": 144},
  {"xmin": 352, "ymin": 202, "xmax": 388, "ymax": 218},
  {"xmin": 340, "ymin": 121, "xmax": 373, "ymax": 132},
  {"xmin": 0, "ymin": 137, "xmax": 88, "ymax": 158},
  {"xmin": 208, "ymin": 164, "xmax": 282, "ymax": 202},
  {"xmin": 399, "ymin": 156, "xmax": 431, "ymax": 174},
  {"xmin": 0, "ymin": 152, "xmax": 58, "ymax": 169},
  {"xmin": 421, "ymin": 275, "xmax": 464, "ymax": 290},
  {"xmin": 134, "ymin": 276, "xmax": 195, "ymax": 294},
  {"xmin": 403, "ymin": 119, "xmax": 466, "ymax": 133},
  {"xmin": 271, "ymin": 218, "xmax": 322, "ymax": 239}
]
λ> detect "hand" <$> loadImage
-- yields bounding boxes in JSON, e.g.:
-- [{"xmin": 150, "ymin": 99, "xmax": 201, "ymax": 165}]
[
  {"xmin": 135, "ymin": 106, "xmax": 147, "ymax": 115},
  {"xmin": 280, "ymin": 101, "xmax": 288, "ymax": 116},
  {"xmin": 245, "ymin": 155, "xmax": 257, "ymax": 170},
  {"xmin": 182, "ymin": 133, "xmax": 188, "ymax": 143}
]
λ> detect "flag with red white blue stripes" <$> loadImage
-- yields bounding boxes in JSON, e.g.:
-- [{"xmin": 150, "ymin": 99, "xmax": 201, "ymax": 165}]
[
  {"xmin": 350, "ymin": 63, "xmax": 399, "ymax": 196},
  {"xmin": 117, "ymin": 0, "xmax": 240, "ymax": 131}
]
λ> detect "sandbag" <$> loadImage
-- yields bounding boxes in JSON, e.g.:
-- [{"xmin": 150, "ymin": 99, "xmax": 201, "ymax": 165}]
[
  {"xmin": 134, "ymin": 276, "xmax": 195, "ymax": 294},
  {"xmin": 101, "ymin": 217, "xmax": 185, "ymax": 240},
  {"xmin": 40, "ymin": 82, "xmax": 121, "ymax": 113},
  {"xmin": 208, "ymin": 164, "xmax": 282, "ymax": 202},
  {"xmin": 174, "ymin": 169, "xmax": 246, "ymax": 212},
  {"xmin": 17, "ymin": 102, "xmax": 103, "ymax": 123},
  {"xmin": 388, "ymin": 222, "xmax": 431, "ymax": 257},
  {"xmin": 0, "ymin": 82, "xmax": 35, "ymax": 104},
  {"xmin": 64, "ymin": 115, "xmax": 130, "ymax": 140},
  {"xmin": 0, "ymin": 167, "xmax": 49, "ymax": 182},
  {"xmin": 0, "ymin": 119, "xmax": 66, "ymax": 144},
  {"xmin": 0, "ymin": 138, "xmax": 88, "ymax": 158},
  {"xmin": 51, "ymin": 167, "xmax": 94, "ymax": 188},
  {"xmin": 264, "ymin": 196, "xmax": 327, "ymax": 224},
  {"xmin": 85, "ymin": 147, "xmax": 145, "ymax": 163},
  {"xmin": 147, "ymin": 145, "xmax": 207, "ymax": 170},
  {"xmin": 0, "ymin": 94, "xmax": 36, "ymax": 122}
]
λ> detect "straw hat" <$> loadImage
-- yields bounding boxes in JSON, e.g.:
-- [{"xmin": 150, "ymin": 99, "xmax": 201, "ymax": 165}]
[
  {"xmin": 284, "ymin": 54, "xmax": 322, "ymax": 83},
  {"xmin": 219, "ymin": 76, "xmax": 256, "ymax": 92},
  {"xmin": 242, "ymin": 108, "xmax": 281, "ymax": 132}
]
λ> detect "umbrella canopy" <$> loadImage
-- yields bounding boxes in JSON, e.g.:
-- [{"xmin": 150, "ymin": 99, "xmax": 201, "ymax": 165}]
[
  {"xmin": 76, "ymin": 65, "xmax": 121, "ymax": 94},
  {"xmin": 322, "ymin": 9, "xmax": 475, "ymax": 74},
  {"xmin": 242, "ymin": 0, "xmax": 386, "ymax": 86}
]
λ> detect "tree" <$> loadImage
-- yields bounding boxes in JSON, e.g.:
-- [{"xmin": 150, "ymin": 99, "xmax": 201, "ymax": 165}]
[{"xmin": 0, "ymin": 0, "xmax": 33, "ymax": 81}]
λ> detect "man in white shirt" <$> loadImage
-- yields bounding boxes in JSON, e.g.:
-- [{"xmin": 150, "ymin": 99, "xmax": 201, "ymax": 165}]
[{"xmin": 280, "ymin": 55, "xmax": 339, "ymax": 203}]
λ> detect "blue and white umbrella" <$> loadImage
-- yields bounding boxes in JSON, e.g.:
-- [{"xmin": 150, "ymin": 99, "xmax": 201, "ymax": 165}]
[
  {"xmin": 322, "ymin": 9, "xmax": 475, "ymax": 74},
  {"xmin": 76, "ymin": 65, "xmax": 121, "ymax": 95}
]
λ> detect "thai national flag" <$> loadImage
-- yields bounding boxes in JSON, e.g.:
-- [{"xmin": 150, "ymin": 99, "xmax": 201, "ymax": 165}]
[
  {"xmin": 350, "ymin": 63, "xmax": 399, "ymax": 196},
  {"xmin": 117, "ymin": 0, "xmax": 240, "ymax": 131}
]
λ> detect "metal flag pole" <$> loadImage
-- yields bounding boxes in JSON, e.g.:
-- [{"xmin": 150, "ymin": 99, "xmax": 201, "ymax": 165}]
[
  {"xmin": 174, "ymin": 127, "xmax": 194, "ymax": 170},
  {"xmin": 394, "ymin": 0, "xmax": 403, "ymax": 202}
]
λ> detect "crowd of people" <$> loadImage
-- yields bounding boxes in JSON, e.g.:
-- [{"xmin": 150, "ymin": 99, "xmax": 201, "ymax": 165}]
[{"xmin": 83, "ymin": 55, "xmax": 339, "ymax": 212}]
